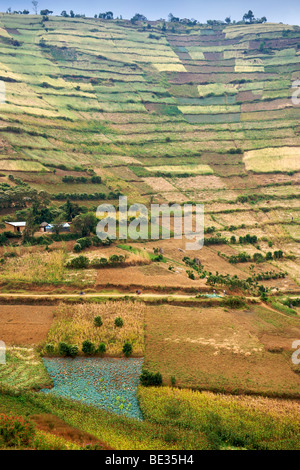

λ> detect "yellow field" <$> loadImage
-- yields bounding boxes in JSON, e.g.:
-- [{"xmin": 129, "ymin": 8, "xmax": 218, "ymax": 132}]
[
  {"xmin": 188, "ymin": 51, "xmax": 205, "ymax": 60},
  {"xmin": 0, "ymin": 159, "xmax": 48, "ymax": 172},
  {"xmin": 178, "ymin": 105, "xmax": 241, "ymax": 114},
  {"xmin": 146, "ymin": 164, "xmax": 214, "ymax": 174},
  {"xmin": 45, "ymin": 301, "xmax": 146, "ymax": 356},
  {"xmin": 153, "ymin": 63, "xmax": 187, "ymax": 72},
  {"xmin": 225, "ymin": 23, "xmax": 295, "ymax": 38},
  {"xmin": 244, "ymin": 147, "xmax": 300, "ymax": 172}
]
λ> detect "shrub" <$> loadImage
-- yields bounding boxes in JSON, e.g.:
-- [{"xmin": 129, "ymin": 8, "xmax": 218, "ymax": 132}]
[
  {"xmin": 58, "ymin": 342, "xmax": 78, "ymax": 357},
  {"xmin": 253, "ymin": 253, "xmax": 264, "ymax": 263},
  {"xmin": 122, "ymin": 341, "xmax": 132, "ymax": 357},
  {"xmin": 82, "ymin": 340, "xmax": 96, "ymax": 355},
  {"xmin": 0, "ymin": 414, "xmax": 35, "ymax": 448},
  {"xmin": 58, "ymin": 342, "xmax": 70, "ymax": 357},
  {"xmin": 98, "ymin": 342, "xmax": 106, "ymax": 355},
  {"xmin": 93, "ymin": 316, "xmax": 103, "ymax": 327},
  {"xmin": 73, "ymin": 243, "xmax": 82, "ymax": 253},
  {"xmin": 44, "ymin": 343, "xmax": 55, "ymax": 354},
  {"xmin": 187, "ymin": 270, "xmax": 195, "ymax": 280},
  {"xmin": 114, "ymin": 317, "xmax": 124, "ymax": 327},
  {"xmin": 68, "ymin": 345, "xmax": 79, "ymax": 357},
  {"xmin": 76, "ymin": 237, "xmax": 92, "ymax": 249},
  {"xmin": 92, "ymin": 235, "xmax": 102, "ymax": 246},
  {"xmin": 67, "ymin": 256, "xmax": 89, "ymax": 269},
  {"xmin": 140, "ymin": 369, "xmax": 163, "ymax": 386},
  {"xmin": 221, "ymin": 296, "xmax": 246, "ymax": 309}
]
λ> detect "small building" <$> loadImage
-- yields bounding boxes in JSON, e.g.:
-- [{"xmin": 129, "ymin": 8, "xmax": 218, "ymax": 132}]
[
  {"xmin": 40, "ymin": 222, "xmax": 49, "ymax": 233},
  {"xmin": 62, "ymin": 223, "xmax": 71, "ymax": 232},
  {"xmin": 4, "ymin": 221, "xmax": 26, "ymax": 233},
  {"xmin": 45, "ymin": 222, "xmax": 71, "ymax": 233}
]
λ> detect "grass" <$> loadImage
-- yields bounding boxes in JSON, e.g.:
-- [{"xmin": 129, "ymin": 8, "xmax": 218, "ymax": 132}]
[
  {"xmin": 138, "ymin": 386, "xmax": 300, "ymax": 450},
  {"xmin": 0, "ymin": 347, "xmax": 52, "ymax": 392},
  {"xmin": 0, "ymin": 250, "xmax": 67, "ymax": 284},
  {"xmin": 45, "ymin": 301, "xmax": 146, "ymax": 356},
  {"xmin": 244, "ymin": 147, "xmax": 300, "ymax": 172},
  {"xmin": 197, "ymin": 83, "xmax": 238, "ymax": 97},
  {"xmin": 153, "ymin": 63, "xmax": 187, "ymax": 72},
  {"xmin": 0, "ymin": 390, "xmax": 212, "ymax": 450},
  {"xmin": 145, "ymin": 164, "xmax": 214, "ymax": 175},
  {"xmin": 178, "ymin": 105, "xmax": 241, "ymax": 114},
  {"xmin": 0, "ymin": 160, "xmax": 48, "ymax": 172}
]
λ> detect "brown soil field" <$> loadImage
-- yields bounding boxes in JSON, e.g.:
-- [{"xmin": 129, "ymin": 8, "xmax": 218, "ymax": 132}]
[
  {"xmin": 0, "ymin": 305, "xmax": 55, "ymax": 345},
  {"xmin": 249, "ymin": 38, "xmax": 299, "ymax": 49},
  {"xmin": 169, "ymin": 72, "xmax": 276, "ymax": 85},
  {"xmin": 241, "ymin": 98, "xmax": 292, "ymax": 113},
  {"xmin": 203, "ymin": 52, "xmax": 224, "ymax": 60},
  {"xmin": 236, "ymin": 90, "xmax": 262, "ymax": 102},
  {"xmin": 173, "ymin": 175, "xmax": 227, "ymax": 190},
  {"xmin": 95, "ymin": 239, "xmax": 251, "ymax": 291},
  {"xmin": 185, "ymin": 65, "xmax": 236, "ymax": 73},
  {"xmin": 144, "ymin": 304, "xmax": 300, "ymax": 396},
  {"xmin": 96, "ymin": 263, "xmax": 207, "ymax": 289}
]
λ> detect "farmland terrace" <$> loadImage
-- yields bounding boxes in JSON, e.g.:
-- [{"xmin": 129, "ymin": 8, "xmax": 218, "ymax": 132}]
[
  {"xmin": 0, "ymin": 16, "xmax": 299, "ymax": 295},
  {"xmin": 0, "ymin": 14, "xmax": 299, "ymax": 451}
]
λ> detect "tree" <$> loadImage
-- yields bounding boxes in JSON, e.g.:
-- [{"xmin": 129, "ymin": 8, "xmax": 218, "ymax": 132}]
[
  {"xmin": 32, "ymin": 1, "xmax": 38, "ymax": 14},
  {"xmin": 23, "ymin": 191, "xmax": 50, "ymax": 242},
  {"xmin": 70, "ymin": 10, "xmax": 75, "ymax": 18},
  {"xmin": 243, "ymin": 10, "xmax": 255, "ymax": 23},
  {"xmin": 168, "ymin": 13, "xmax": 179, "ymax": 22},
  {"xmin": 61, "ymin": 10, "xmax": 69, "ymax": 17},
  {"xmin": 72, "ymin": 213, "xmax": 98, "ymax": 237},
  {"xmin": 225, "ymin": 17, "xmax": 231, "ymax": 24},
  {"xmin": 99, "ymin": 11, "xmax": 113, "ymax": 20},
  {"xmin": 131, "ymin": 13, "xmax": 147, "ymax": 23},
  {"xmin": 61, "ymin": 199, "xmax": 80, "ymax": 220},
  {"xmin": 123, "ymin": 341, "xmax": 133, "ymax": 357},
  {"xmin": 40, "ymin": 9, "xmax": 53, "ymax": 15}
]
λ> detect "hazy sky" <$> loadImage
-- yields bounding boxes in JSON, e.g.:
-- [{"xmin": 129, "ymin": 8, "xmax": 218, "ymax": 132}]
[{"xmin": 2, "ymin": 0, "xmax": 300, "ymax": 25}]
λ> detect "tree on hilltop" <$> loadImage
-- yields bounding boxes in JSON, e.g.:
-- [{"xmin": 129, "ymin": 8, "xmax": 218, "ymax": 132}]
[
  {"xmin": 40, "ymin": 9, "xmax": 53, "ymax": 15},
  {"xmin": 131, "ymin": 13, "xmax": 147, "ymax": 23},
  {"xmin": 32, "ymin": 1, "xmax": 38, "ymax": 14},
  {"xmin": 243, "ymin": 10, "xmax": 255, "ymax": 23},
  {"xmin": 99, "ymin": 11, "xmax": 114, "ymax": 20}
]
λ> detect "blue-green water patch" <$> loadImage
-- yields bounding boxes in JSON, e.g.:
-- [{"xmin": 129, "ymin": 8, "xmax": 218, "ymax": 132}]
[{"xmin": 41, "ymin": 357, "xmax": 143, "ymax": 420}]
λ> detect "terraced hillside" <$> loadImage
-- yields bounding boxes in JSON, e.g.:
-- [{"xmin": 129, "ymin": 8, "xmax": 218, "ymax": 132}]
[{"xmin": 0, "ymin": 14, "xmax": 299, "ymax": 290}]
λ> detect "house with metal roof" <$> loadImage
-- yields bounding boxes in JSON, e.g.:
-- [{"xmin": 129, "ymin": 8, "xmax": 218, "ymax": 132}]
[{"xmin": 4, "ymin": 221, "xmax": 26, "ymax": 233}]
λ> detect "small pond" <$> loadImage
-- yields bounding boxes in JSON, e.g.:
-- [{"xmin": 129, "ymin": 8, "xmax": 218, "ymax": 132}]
[{"xmin": 41, "ymin": 357, "xmax": 143, "ymax": 420}]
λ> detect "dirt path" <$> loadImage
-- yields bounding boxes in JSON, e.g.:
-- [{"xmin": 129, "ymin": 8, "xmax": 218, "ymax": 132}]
[{"xmin": 0, "ymin": 292, "xmax": 207, "ymax": 300}]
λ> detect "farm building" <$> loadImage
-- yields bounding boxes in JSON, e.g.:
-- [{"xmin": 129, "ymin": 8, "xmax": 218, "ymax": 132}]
[
  {"xmin": 4, "ymin": 221, "xmax": 26, "ymax": 233},
  {"xmin": 40, "ymin": 222, "xmax": 49, "ymax": 232},
  {"xmin": 45, "ymin": 223, "xmax": 71, "ymax": 233}
]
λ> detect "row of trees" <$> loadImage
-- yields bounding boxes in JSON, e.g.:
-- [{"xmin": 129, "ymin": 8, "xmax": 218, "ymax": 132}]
[{"xmin": 5, "ymin": 7, "xmax": 267, "ymax": 25}]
